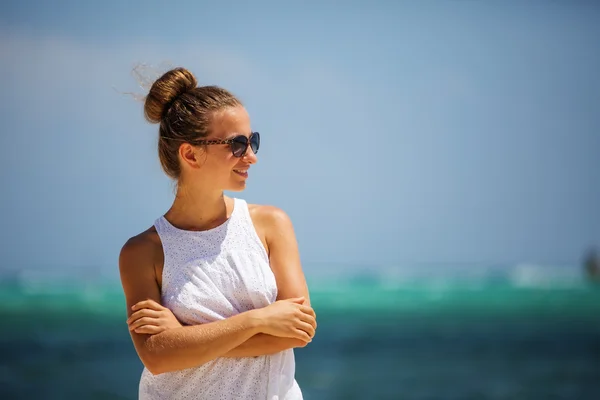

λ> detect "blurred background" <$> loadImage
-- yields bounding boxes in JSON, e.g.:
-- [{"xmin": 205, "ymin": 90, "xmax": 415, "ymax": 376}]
[{"xmin": 1, "ymin": 1, "xmax": 599, "ymax": 399}]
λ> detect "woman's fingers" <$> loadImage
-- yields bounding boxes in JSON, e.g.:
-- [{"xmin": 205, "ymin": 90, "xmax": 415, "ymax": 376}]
[
  {"xmin": 293, "ymin": 329, "xmax": 312, "ymax": 342},
  {"xmin": 131, "ymin": 299, "xmax": 164, "ymax": 312},
  {"xmin": 299, "ymin": 305, "xmax": 316, "ymax": 318},
  {"xmin": 128, "ymin": 316, "xmax": 161, "ymax": 331},
  {"xmin": 297, "ymin": 311, "xmax": 317, "ymax": 329},
  {"xmin": 296, "ymin": 321, "xmax": 315, "ymax": 338},
  {"xmin": 134, "ymin": 325, "xmax": 166, "ymax": 335},
  {"xmin": 126, "ymin": 309, "xmax": 160, "ymax": 325},
  {"xmin": 298, "ymin": 305, "xmax": 317, "ymax": 329}
]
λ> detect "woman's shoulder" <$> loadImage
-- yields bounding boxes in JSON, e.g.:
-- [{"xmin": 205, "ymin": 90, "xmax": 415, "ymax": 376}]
[
  {"xmin": 119, "ymin": 226, "xmax": 162, "ymax": 269},
  {"xmin": 247, "ymin": 202, "xmax": 290, "ymax": 223},
  {"xmin": 246, "ymin": 202, "xmax": 295, "ymax": 237},
  {"xmin": 244, "ymin": 202, "xmax": 295, "ymax": 257}
]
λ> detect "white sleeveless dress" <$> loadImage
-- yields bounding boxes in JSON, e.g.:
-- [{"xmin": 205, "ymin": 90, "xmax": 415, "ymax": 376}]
[{"xmin": 138, "ymin": 198, "xmax": 303, "ymax": 400}]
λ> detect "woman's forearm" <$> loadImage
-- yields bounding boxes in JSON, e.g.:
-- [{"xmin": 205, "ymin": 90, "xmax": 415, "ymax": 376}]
[
  {"xmin": 222, "ymin": 334, "xmax": 308, "ymax": 358},
  {"xmin": 139, "ymin": 310, "xmax": 262, "ymax": 375}
]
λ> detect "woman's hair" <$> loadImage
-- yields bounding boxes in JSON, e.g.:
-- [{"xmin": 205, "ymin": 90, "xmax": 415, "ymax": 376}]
[{"xmin": 144, "ymin": 67, "xmax": 242, "ymax": 179}]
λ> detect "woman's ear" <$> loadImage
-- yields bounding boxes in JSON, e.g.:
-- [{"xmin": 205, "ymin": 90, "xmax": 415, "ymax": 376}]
[{"xmin": 178, "ymin": 143, "xmax": 205, "ymax": 170}]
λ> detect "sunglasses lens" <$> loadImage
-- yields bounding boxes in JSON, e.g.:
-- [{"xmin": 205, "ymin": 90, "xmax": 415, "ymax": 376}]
[
  {"xmin": 231, "ymin": 133, "xmax": 260, "ymax": 157},
  {"xmin": 250, "ymin": 132, "xmax": 260, "ymax": 154},
  {"xmin": 231, "ymin": 136, "xmax": 248, "ymax": 157}
]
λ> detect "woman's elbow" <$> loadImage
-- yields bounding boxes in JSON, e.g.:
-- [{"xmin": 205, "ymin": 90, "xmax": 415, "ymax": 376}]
[
  {"xmin": 139, "ymin": 346, "xmax": 209, "ymax": 375},
  {"xmin": 135, "ymin": 340, "xmax": 175, "ymax": 375},
  {"xmin": 138, "ymin": 350, "xmax": 167, "ymax": 375}
]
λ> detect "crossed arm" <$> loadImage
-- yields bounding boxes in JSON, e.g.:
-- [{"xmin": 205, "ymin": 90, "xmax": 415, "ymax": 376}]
[
  {"xmin": 120, "ymin": 206, "xmax": 314, "ymax": 374},
  {"xmin": 221, "ymin": 206, "xmax": 313, "ymax": 357},
  {"xmin": 223, "ymin": 333, "xmax": 308, "ymax": 358},
  {"xmin": 127, "ymin": 298, "xmax": 310, "ymax": 358}
]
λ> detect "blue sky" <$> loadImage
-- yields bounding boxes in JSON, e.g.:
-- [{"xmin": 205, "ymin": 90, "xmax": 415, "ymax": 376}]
[{"xmin": 1, "ymin": 1, "xmax": 599, "ymax": 277}]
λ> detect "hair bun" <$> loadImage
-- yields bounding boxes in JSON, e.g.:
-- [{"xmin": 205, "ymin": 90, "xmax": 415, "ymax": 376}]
[{"xmin": 144, "ymin": 67, "xmax": 198, "ymax": 124}]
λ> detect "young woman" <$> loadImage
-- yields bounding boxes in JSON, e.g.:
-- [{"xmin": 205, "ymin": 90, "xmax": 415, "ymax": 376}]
[{"xmin": 119, "ymin": 67, "xmax": 316, "ymax": 399}]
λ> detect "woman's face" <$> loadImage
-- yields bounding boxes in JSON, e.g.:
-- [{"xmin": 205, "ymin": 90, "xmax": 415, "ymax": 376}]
[{"xmin": 180, "ymin": 105, "xmax": 258, "ymax": 192}]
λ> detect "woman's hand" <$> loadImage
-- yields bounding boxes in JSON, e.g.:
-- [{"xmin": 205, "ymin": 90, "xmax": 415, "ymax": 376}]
[
  {"xmin": 127, "ymin": 299, "xmax": 183, "ymax": 335},
  {"xmin": 253, "ymin": 297, "xmax": 317, "ymax": 342}
]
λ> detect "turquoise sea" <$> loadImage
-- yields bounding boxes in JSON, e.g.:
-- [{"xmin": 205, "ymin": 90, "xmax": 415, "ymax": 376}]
[{"xmin": 1, "ymin": 263, "xmax": 599, "ymax": 399}]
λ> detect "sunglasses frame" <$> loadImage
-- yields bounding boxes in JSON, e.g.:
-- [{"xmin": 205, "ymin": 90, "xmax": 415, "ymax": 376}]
[{"xmin": 191, "ymin": 132, "xmax": 260, "ymax": 157}]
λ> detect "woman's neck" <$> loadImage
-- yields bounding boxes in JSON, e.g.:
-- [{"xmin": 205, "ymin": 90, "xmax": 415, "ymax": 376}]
[{"xmin": 164, "ymin": 185, "xmax": 233, "ymax": 231}]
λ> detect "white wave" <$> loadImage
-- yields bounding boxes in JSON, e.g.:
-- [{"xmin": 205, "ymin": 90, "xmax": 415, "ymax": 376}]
[
  {"xmin": 508, "ymin": 263, "xmax": 584, "ymax": 289},
  {"xmin": 306, "ymin": 262, "xmax": 587, "ymax": 291}
]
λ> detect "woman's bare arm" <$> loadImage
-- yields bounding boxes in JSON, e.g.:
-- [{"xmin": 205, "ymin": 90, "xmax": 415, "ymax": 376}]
[
  {"xmin": 119, "ymin": 234, "xmax": 263, "ymax": 375},
  {"xmin": 222, "ymin": 205, "xmax": 316, "ymax": 358},
  {"xmin": 222, "ymin": 334, "xmax": 308, "ymax": 358},
  {"xmin": 260, "ymin": 206, "xmax": 312, "ymax": 306},
  {"xmin": 120, "ymin": 231, "xmax": 314, "ymax": 372}
]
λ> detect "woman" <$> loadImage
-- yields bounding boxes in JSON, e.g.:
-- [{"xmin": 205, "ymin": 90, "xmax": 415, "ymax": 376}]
[{"xmin": 119, "ymin": 67, "xmax": 317, "ymax": 400}]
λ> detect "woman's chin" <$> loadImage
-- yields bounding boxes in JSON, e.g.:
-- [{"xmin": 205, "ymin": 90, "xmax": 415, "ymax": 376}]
[{"xmin": 226, "ymin": 181, "xmax": 247, "ymax": 192}]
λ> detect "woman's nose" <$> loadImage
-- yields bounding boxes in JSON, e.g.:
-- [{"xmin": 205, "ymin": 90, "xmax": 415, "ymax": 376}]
[{"xmin": 243, "ymin": 146, "xmax": 258, "ymax": 163}]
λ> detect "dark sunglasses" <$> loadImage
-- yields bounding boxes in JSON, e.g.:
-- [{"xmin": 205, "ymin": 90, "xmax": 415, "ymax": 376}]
[{"xmin": 191, "ymin": 132, "xmax": 260, "ymax": 157}]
